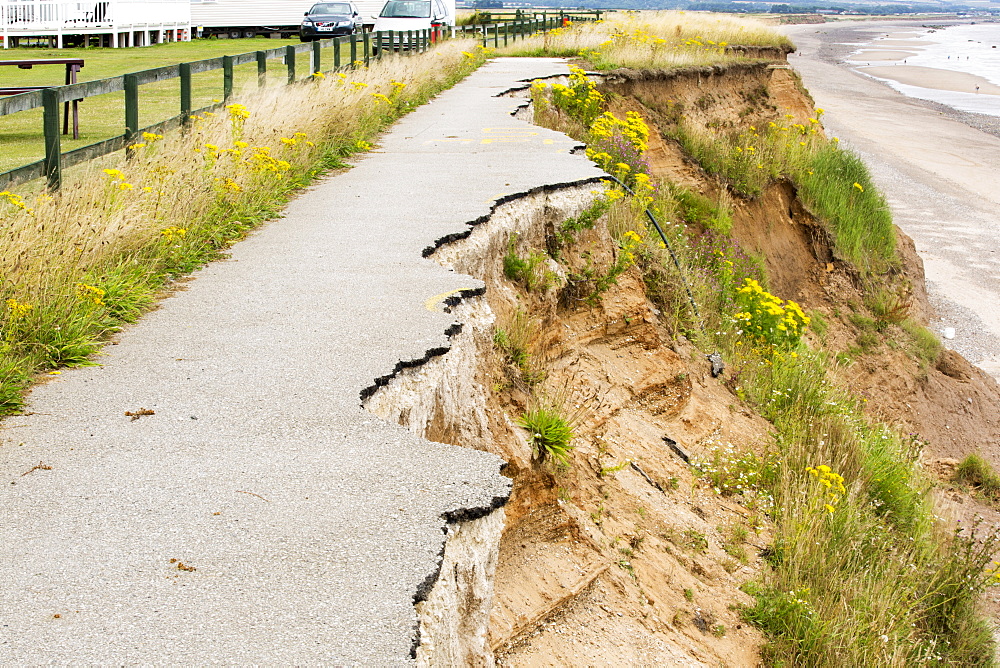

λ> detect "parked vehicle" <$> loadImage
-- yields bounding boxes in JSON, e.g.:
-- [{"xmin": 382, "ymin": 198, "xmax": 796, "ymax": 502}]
[
  {"xmin": 371, "ymin": 0, "xmax": 453, "ymax": 49},
  {"xmin": 191, "ymin": 0, "xmax": 387, "ymax": 39},
  {"xmin": 299, "ymin": 1, "xmax": 360, "ymax": 41}
]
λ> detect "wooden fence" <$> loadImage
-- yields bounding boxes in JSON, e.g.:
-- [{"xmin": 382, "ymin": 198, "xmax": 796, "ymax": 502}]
[
  {"xmin": 461, "ymin": 9, "xmax": 603, "ymax": 24},
  {"xmin": 0, "ymin": 17, "xmax": 561, "ymax": 191}
]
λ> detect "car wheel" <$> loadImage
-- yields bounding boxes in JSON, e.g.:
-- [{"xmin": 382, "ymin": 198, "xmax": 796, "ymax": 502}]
[
  {"xmin": 242, "ymin": 29, "xmax": 256, "ymax": 38},
  {"xmin": 300, "ymin": 35, "xmax": 311, "ymax": 42},
  {"xmin": 228, "ymin": 29, "xmax": 241, "ymax": 39}
]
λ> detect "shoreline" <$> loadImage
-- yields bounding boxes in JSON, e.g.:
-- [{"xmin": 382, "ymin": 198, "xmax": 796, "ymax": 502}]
[
  {"xmin": 782, "ymin": 20, "xmax": 1000, "ymax": 380},
  {"xmin": 856, "ymin": 65, "xmax": 1000, "ymax": 96},
  {"xmin": 804, "ymin": 20, "xmax": 1000, "ymax": 139}
]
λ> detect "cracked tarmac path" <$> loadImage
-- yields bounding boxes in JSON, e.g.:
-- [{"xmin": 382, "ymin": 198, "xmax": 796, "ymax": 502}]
[{"xmin": 0, "ymin": 58, "xmax": 603, "ymax": 664}]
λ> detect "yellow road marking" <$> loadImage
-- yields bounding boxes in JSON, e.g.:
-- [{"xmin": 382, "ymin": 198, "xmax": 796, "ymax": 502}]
[
  {"xmin": 481, "ymin": 137, "xmax": 534, "ymax": 144},
  {"xmin": 481, "ymin": 127, "xmax": 539, "ymax": 135},
  {"xmin": 424, "ymin": 288, "xmax": 468, "ymax": 312}
]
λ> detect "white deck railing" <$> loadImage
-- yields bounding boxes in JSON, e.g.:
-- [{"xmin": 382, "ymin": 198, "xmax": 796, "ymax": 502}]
[{"xmin": 1, "ymin": 0, "xmax": 189, "ymax": 31}]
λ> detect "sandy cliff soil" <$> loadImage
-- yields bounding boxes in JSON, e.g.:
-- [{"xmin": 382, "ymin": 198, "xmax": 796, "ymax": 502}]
[{"xmin": 415, "ymin": 53, "xmax": 1000, "ymax": 664}]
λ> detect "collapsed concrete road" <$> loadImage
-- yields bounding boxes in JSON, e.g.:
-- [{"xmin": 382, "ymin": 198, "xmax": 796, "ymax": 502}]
[{"xmin": 0, "ymin": 58, "xmax": 603, "ymax": 663}]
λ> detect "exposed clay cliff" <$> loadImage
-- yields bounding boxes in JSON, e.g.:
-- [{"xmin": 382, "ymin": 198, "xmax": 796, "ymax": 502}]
[{"xmin": 367, "ymin": 52, "xmax": 1000, "ymax": 664}]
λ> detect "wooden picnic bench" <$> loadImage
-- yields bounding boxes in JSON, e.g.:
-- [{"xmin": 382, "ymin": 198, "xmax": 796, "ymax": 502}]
[{"xmin": 0, "ymin": 58, "xmax": 84, "ymax": 138}]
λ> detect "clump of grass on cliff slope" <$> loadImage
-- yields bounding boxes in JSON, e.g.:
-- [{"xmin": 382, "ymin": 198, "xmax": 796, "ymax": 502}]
[
  {"xmin": 526, "ymin": 21, "xmax": 997, "ymax": 665},
  {"xmin": 673, "ymin": 115, "xmax": 896, "ymax": 275},
  {"xmin": 0, "ymin": 42, "xmax": 488, "ymax": 414},
  {"xmin": 729, "ymin": 345, "xmax": 997, "ymax": 665},
  {"xmin": 497, "ymin": 11, "xmax": 791, "ymax": 69}
]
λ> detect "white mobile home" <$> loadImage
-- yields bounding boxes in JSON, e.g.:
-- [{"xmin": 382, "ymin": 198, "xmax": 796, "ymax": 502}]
[
  {"xmin": 191, "ymin": 0, "xmax": 387, "ymax": 37},
  {"xmin": 1, "ymin": 0, "xmax": 191, "ymax": 47}
]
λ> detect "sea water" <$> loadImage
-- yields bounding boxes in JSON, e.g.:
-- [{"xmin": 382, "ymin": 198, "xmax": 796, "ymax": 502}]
[{"xmin": 860, "ymin": 23, "xmax": 1000, "ymax": 117}]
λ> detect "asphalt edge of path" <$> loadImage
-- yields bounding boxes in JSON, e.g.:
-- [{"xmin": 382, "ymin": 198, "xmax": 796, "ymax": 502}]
[
  {"xmin": 364, "ymin": 176, "xmax": 610, "ymax": 659},
  {"xmin": 418, "ymin": 177, "xmax": 605, "ymax": 264}
]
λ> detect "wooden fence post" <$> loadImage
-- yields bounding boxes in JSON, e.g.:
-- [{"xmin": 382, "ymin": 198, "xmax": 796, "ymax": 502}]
[
  {"xmin": 350, "ymin": 33, "xmax": 357, "ymax": 68},
  {"xmin": 256, "ymin": 50, "xmax": 267, "ymax": 87},
  {"xmin": 334, "ymin": 37, "xmax": 341, "ymax": 69},
  {"xmin": 42, "ymin": 88, "xmax": 61, "ymax": 191},
  {"xmin": 363, "ymin": 31, "xmax": 370, "ymax": 67},
  {"xmin": 285, "ymin": 45, "xmax": 296, "ymax": 84},
  {"xmin": 311, "ymin": 40, "xmax": 322, "ymax": 74},
  {"xmin": 180, "ymin": 62, "xmax": 192, "ymax": 123},
  {"xmin": 124, "ymin": 73, "xmax": 139, "ymax": 146},
  {"xmin": 223, "ymin": 55, "xmax": 234, "ymax": 100}
]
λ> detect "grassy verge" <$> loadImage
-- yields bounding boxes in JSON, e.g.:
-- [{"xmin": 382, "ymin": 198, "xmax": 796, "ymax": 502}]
[
  {"xmin": 496, "ymin": 11, "xmax": 791, "ymax": 68},
  {"xmin": 524, "ymin": 17, "xmax": 997, "ymax": 665},
  {"xmin": 0, "ymin": 41, "xmax": 488, "ymax": 413}
]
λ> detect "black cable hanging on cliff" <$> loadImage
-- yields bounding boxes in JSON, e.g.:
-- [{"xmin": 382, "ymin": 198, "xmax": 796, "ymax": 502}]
[
  {"xmin": 605, "ymin": 175, "xmax": 725, "ymax": 378},
  {"xmin": 605, "ymin": 174, "xmax": 700, "ymax": 320}
]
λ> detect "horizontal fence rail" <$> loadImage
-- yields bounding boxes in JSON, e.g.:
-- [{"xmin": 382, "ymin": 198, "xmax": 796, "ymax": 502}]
[
  {"xmin": 463, "ymin": 9, "xmax": 603, "ymax": 23},
  {"xmin": 0, "ymin": 17, "xmax": 561, "ymax": 191}
]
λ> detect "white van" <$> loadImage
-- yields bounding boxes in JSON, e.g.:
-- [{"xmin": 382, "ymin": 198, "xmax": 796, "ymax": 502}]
[{"xmin": 372, "ymin": 0, "xmax": 454, "ymax": 39}]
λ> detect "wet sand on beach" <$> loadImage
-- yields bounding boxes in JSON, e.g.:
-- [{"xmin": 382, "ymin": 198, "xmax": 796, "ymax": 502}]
[
  {"xmin": 859, "ymin": 65, "xmax": 1000, "ymax": 95},
  {"xmin": 850, "ymin": 50, "xmax": 920, "ymax": 61},
  {"xmin": 866, "ymin": 38, "xmax": 937, "ymax": 47}
]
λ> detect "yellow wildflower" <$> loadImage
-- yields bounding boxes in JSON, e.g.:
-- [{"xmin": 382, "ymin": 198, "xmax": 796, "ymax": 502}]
[
  {"xmin": 225, "ymin": 104, "xmax": 250, "ymax": 121},
  {"xmin": 161, "ymin": 226, "xmax": 187, "ymax": 242},
  {"xmin": 74, "ymin": 283, "xmax": 106, "ymax": 306},
  {"xmin": 6, "ymin": 298, "xmax": 32, "ymax": 320}
]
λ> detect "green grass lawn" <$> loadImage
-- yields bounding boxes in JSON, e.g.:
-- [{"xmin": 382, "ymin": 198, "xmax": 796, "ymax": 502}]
[{"xmin": 0, "ymin": 38, "xmax": 319, "ymax": 173}]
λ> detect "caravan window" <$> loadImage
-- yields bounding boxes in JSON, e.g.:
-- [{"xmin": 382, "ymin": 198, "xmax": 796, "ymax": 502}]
[{"xmin": 379, "ymin": 0, "xmax": 431, "ymax": 18}]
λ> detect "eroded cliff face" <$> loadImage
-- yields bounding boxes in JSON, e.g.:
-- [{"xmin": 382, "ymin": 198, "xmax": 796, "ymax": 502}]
[
  {"xmin": 363, "ymin": 54, "xmax": 1000, "ymax": 665},
  {"xmin": 599, "ymin": 63, "xmax": 1000, "ymax": 467}
]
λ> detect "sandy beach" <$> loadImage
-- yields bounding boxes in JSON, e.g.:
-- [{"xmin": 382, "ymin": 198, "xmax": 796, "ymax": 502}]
[
  {"xmin": 864, "ymin": 38, "xmax": 937, "ymax": 47},
  {"xmin": 859, "ymin": 65, "xmax": 1000, "ymax": 95},
  {"xmin": 782, "ymin": 20, "xmax": 1000, "ymax": 380},
  {"xmin": 850, "ymin": 50, "xmax": 920, "ymax": 61}
]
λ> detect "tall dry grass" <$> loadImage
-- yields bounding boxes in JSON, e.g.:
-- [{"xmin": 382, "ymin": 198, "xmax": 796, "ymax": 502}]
[
  {"xmin": 0, "ymin": 41, "xmax": 487, "ymax": 412},
  {"xmin": 497, "ymin": 11, "xmax": 792, "ymax": 69}
]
